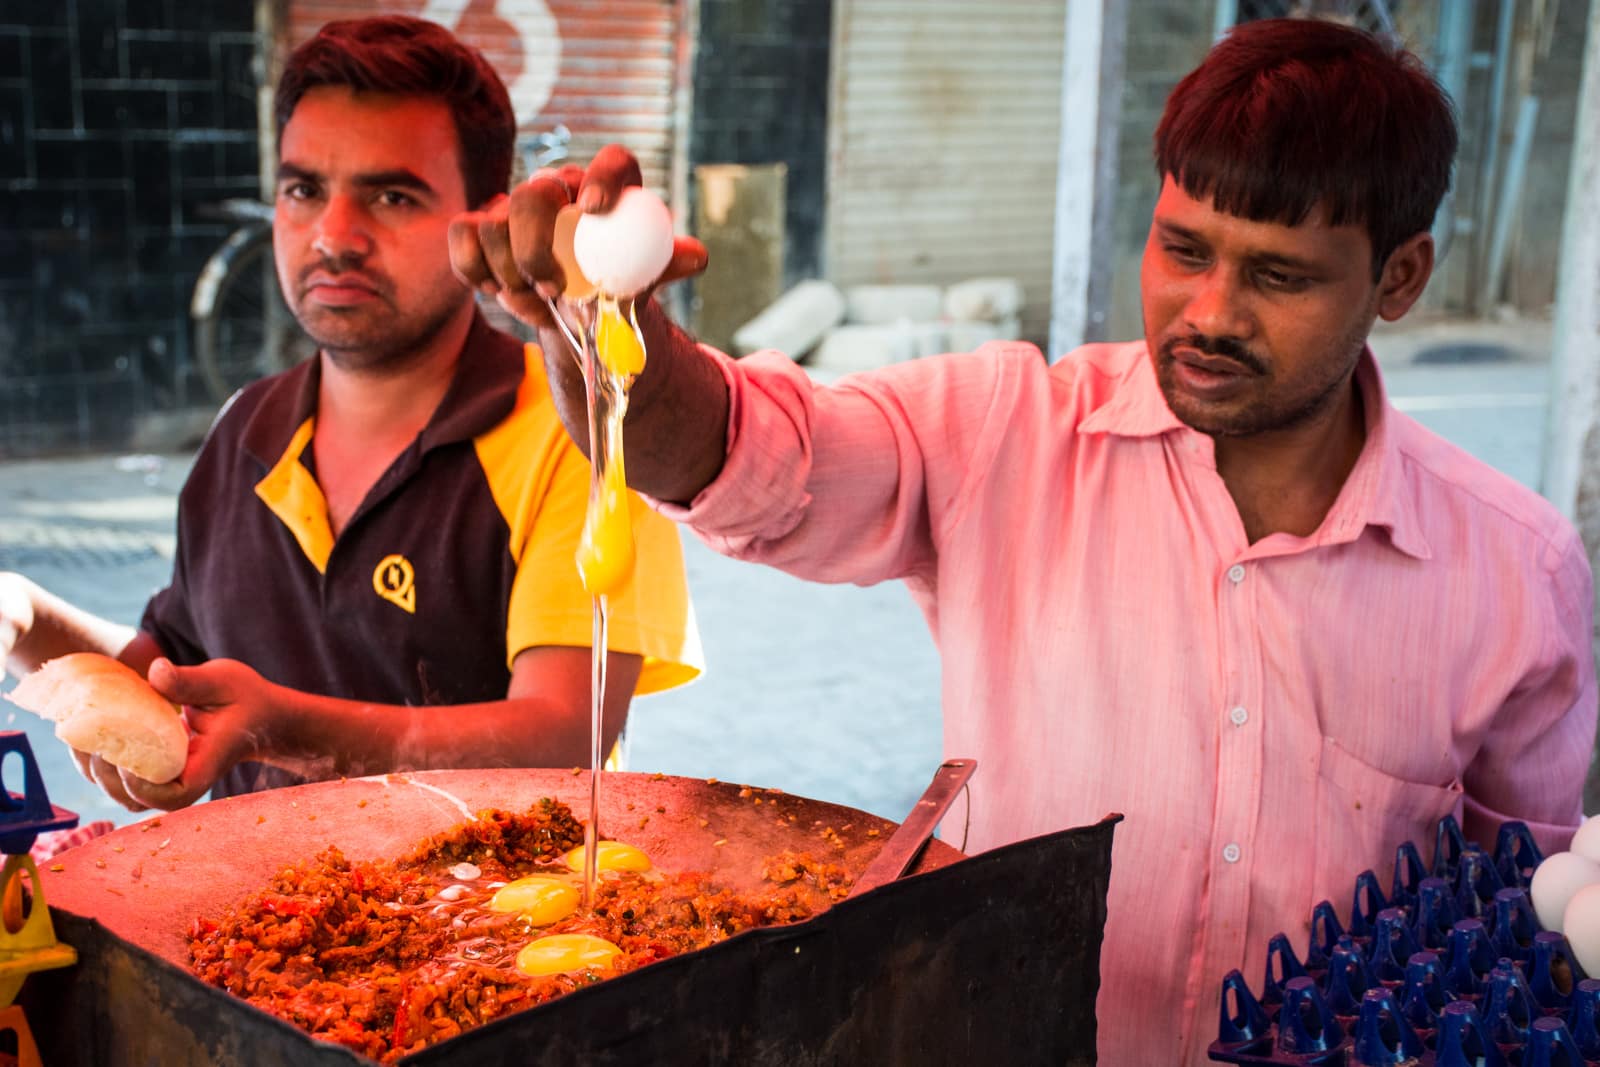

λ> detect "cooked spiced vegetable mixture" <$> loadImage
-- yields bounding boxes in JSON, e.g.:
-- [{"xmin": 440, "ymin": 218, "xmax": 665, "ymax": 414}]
[{"xmin": 188, "ymin": 799, "xmax": 851, "ymax": 1062}]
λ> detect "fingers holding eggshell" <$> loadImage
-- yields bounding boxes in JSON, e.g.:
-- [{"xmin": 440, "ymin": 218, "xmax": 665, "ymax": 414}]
[
  {"xmin": 508, "ymin": 177, "xmax": 579, "ymax": 297},
  {"xmin": 447, "ymin": 210, "xmax": 502, "ymax": 293},
  {"xmin": 1530, "ymin": 850, "xmax": 1600, "ymax": 932},
  {"xmin": 525, "ymin": 165, "xmax": 578, "ymax": 201},
  {"xmin": 532, "ymin": 163, "xmax": 587, "ymax": 203},
  {"xmin": 474, "ymin": 207, "xmax": 526, "ymax": 297},
  {"xmin": 575, "ymin": 144, "xmax": 644, "ymax": 214},
  {"xmin": 449, "ymin": 197, "xmax": 556, "ymax": 329},
  {"xmin": 494, "ymin": 287, "xmax": 556, "ymax": 328},
  {"xmin": 660, "ymin": 234, "xmax": 709, "ymax": 287}
]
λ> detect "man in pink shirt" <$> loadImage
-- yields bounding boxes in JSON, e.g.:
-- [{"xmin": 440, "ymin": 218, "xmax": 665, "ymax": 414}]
[{"xmin": 453, "ymin": 17, "xmax": 1597, "ymax": 1065}]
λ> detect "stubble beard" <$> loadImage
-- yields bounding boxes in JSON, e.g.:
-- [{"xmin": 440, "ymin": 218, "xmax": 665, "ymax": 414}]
[
  {"xmin": 1156, "ymin": 320, "xmax": 1370, "ymax": 439},
  {"xmin": 297, "ymin": 293, "xmax": 466, "ymax": 376}
]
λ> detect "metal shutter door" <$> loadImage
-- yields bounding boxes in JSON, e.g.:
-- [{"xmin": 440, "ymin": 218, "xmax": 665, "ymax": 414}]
[
  {"xmin": 286, "ymin": 1, "xmax": 689, "ymax": 195},
  {"xmin": 825, "ymin": 0, "xmax": 1066, "ymax": 343}
]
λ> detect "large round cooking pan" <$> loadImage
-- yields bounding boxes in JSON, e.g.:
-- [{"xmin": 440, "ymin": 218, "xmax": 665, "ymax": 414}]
[
  {"xmin": 28, "ymin": 769, "xmax": 1117, "ymax": 1066},
  {"xmin": 40, "ymin": 768, "xmax": 966, "ymax": 970}
]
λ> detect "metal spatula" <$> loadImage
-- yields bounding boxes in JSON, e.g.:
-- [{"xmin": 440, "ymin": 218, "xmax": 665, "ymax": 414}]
[{"xmin": 848, "ymin": 758, "xmax": 977, "ymax": 898}]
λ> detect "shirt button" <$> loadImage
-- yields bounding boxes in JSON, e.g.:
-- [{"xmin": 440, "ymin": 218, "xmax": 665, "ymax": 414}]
[
  {"xmin": 1229, "ymin": 705, "xmax": 1249, "ymax": 726},
  {"xmin": 1227, "ymin": 564, "xmax": 1246, "ymax": 584},
  {"xmin": 1223, "ymin": 843, "xmax": 1242, "ymax": 863}
]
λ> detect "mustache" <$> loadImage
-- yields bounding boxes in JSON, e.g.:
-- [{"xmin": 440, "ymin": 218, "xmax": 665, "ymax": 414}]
[
  {"xmin": 299, "ymin": 254, "xmax": 386, "ymax": 289},
  {"xmin": 1162, "ymin": 333, "xmax": 1267, "ymax": 376}
]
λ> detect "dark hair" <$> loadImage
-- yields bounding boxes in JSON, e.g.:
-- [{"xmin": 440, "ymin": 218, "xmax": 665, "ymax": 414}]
[
  {"xmin": 1154, "ymin": 18, "xmax": 1458, "ymax": 278},
  {"xmin": 276, "ymin": 15, "xmax": 515, "ymax": 208}
]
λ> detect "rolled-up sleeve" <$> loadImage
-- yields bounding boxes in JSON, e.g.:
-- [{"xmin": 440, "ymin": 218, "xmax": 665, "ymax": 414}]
[{"xmin": 654, "ymin": 344, "xmax": 1033, "ymax": 588}]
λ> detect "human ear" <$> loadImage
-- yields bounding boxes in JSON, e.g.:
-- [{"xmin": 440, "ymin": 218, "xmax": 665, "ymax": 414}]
[{"xmin": 1375, "ymin": 232, "xmax": 1434, "ymax": 322}]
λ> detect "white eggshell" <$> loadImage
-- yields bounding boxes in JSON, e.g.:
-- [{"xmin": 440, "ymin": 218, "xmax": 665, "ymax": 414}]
[
  {"xmin": 1566, "ymin": 882, "xmax": 1600, "ymax": 975},
  {"xmin": 1571, "ymin": 818, "xmax": 1600, "ymax": 863},
  {"xmin": 572, "ymin": 187, "xmax": 675, "ymax": 297},
  {"xmin": 1531, "ymin": 850, "xmax": 1600, "ymax": 931}
]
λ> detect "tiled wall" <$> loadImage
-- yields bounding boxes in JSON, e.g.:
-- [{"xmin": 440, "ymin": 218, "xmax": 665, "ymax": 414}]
[
  {"xmin": 690, "ymin": 0, "xmax": 832, "ymax": 288},
  {"xmin": 0, "ymin": 0, "xmax": 259, "ymax": 457}
]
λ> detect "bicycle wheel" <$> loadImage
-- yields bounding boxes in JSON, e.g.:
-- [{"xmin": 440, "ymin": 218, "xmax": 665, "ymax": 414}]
[{"xmin": 191, "ymin": 224, "xmax": 316, "ymax": 403}]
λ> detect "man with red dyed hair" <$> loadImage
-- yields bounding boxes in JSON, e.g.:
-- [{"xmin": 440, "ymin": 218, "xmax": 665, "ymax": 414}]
[{"xmin": 454, "ymin": 17, "xmax": 1594, "ymax": 1063}]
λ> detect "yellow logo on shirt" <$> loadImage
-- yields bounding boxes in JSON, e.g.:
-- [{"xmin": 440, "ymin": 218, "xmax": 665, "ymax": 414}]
[{"xmin": 373, "ymin": 554, "xmax": 416, "ymax": 614}]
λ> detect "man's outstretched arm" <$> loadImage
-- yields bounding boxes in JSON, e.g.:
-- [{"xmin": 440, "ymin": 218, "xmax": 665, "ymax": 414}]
[{"xmin": 448, "ymin": 146, "xmax": 728, "ymax": 506}]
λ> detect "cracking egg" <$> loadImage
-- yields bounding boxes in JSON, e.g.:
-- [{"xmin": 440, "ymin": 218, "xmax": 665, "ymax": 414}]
[
  {"xmin": 488, "ymin": 875, "xmax": 582, "ymax": 925},
  {"xmin": 516, "ymin": 933, "xmax": 623, "ymax": 977},
  {"xmin": 564, "ymin": 840, "xmax": 652, "ymax": 874},
  {"xmin": 572, "ymin": 187, "xmax": 675, "ymax": 299}
]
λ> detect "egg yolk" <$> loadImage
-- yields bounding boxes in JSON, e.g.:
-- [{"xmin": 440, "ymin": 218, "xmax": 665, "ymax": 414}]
[
  {"xmin": 564, "ymin": 839, "xmax": 652, "ymax": 874},
  {"xmin": 516, "ymin": 933, "xmax": 623, "ymax": 977},
  {"xmin": 596, "ymin": 305, "xmax": 646, "ymax": 377},
  {"xmin": 577, "ymin": 457, "xmax": 636, "ymax": 596},
  {"xmin": 487, "ymin": 876, "xmax": 582, "ymax": 925}
]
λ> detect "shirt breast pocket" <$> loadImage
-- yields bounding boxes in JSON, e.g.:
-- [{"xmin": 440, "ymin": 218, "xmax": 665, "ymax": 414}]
[{"xmin": 1311, "ymin": 736, "xmax": 1463, "ymax": 916}]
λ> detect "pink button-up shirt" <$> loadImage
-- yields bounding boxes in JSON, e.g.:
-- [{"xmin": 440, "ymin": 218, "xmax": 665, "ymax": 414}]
[{"xmin": 661, "ymin": 339, "xmax": 1596, "ymax": 1065}]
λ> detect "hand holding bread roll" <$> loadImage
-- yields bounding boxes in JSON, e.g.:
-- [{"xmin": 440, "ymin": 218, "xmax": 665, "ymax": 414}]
[{"xmin": 6, "ymin": 652, "xmax": 189, "ymax": 784}]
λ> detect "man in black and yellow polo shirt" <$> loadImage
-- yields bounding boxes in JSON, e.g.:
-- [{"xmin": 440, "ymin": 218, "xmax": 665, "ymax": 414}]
[
  {"xmin": 142, "ymin": 309, "xmax": 700, "ymax": 801},
  {"xmin": 0, "ymin": 16, "xmax": 699, "ymax": 810}
]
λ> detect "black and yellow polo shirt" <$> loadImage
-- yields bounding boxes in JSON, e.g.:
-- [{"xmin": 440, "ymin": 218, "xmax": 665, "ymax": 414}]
[{"xmin": 141, "ymin": 313, "xmax": 701, "ymax": 799}]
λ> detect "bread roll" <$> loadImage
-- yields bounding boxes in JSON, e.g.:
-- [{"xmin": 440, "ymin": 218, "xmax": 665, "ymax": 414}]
[{"xmin": 6, "ymin": 653, "xmax": 188, "ymax": 784}]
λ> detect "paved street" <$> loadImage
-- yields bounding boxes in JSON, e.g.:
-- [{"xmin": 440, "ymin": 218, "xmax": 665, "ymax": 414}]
[
  {"xmin": 0, "ymin": 443, "xmax": 948, "ymax": 828},
  {"xmin": 0, "ymin": 342, "xmax": 1561, "ymax": 831}
]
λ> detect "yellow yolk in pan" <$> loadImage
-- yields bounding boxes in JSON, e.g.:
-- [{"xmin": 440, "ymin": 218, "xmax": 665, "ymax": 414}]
[
  {"xmin": 487, "ymin": 876, "xmax": 582, "ymax": 925},
  {"xmin": 564, "ymin": 840, "xmax": 652, "ymax": 874},
  {"xmin": 516, "ymin": 933, "xmax": 623, "ymax": 977}
]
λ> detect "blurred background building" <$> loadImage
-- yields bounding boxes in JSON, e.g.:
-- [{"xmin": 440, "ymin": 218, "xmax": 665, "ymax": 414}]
[{"xmin": 0, "ymin": 0, "xmax": 1591, "ymax": 453}]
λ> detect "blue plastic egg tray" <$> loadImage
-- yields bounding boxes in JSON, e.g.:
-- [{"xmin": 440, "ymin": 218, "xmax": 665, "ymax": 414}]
[{"xmin": 1209, "ymin": 815, "xmax": 1600, "ymax": 1066}]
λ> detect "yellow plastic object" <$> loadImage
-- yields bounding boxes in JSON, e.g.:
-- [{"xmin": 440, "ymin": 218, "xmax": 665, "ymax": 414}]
[
  {"xmin": 0, "ymin": 1004, "xmax": 42, "ymax": 1067},
  {"xmin": 0, "ymin": 854, "xmax": 77, "ymax": 1009}
]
